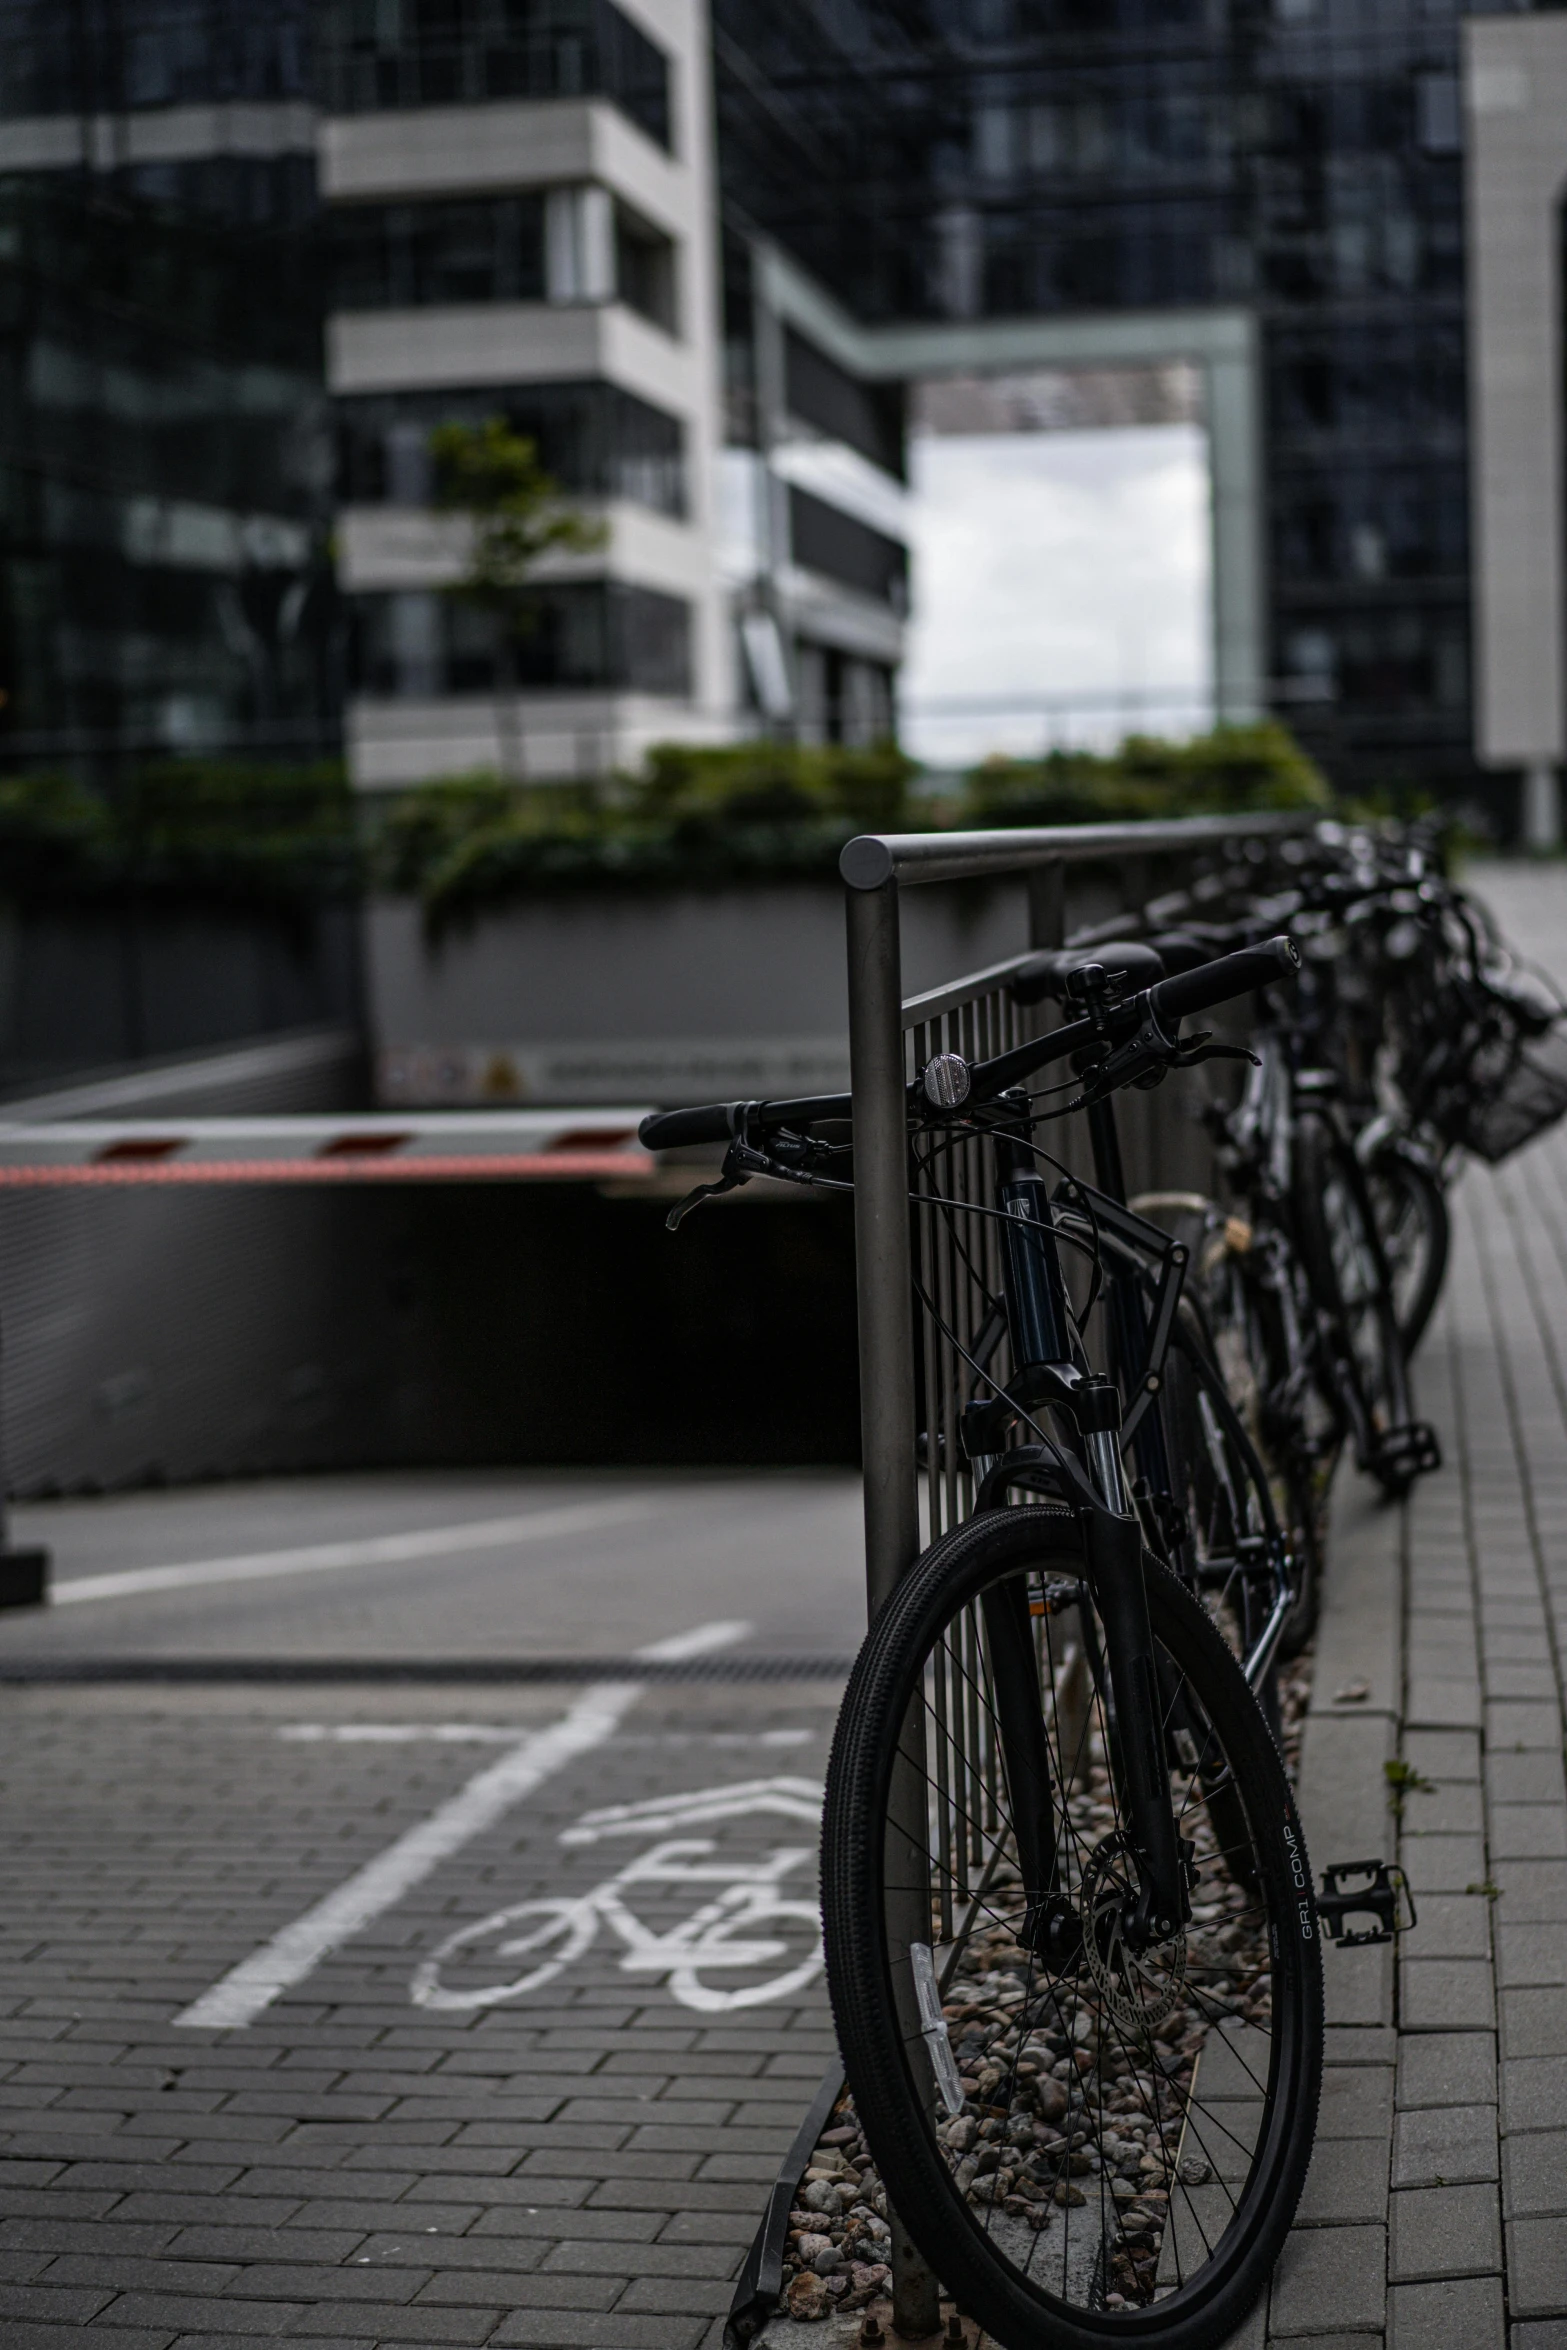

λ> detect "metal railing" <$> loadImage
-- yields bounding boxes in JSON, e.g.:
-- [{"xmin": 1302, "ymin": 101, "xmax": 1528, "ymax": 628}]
[{"xmin": 839, "ymin": 810, "xmax": 1316, "ymax": 2335}]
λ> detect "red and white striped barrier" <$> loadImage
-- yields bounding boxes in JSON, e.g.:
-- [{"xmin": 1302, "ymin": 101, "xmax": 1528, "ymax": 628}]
[{"xmin": 0, "ymin": 1111, "xmax": 655, "ymax": 1187}]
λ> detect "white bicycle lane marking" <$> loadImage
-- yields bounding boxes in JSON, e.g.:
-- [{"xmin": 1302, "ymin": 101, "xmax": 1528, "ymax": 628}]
[
  {"xmin": 411, "ymin": 1777, "xmax": 826, "ymax": 2016},
  {"xmin": 57, "ymin": 1496, "xmax": 659, "ymax": 1606},
  {"xmin": 172, "ymin": 1619, "xmax": 750, "ymax": 2031}
]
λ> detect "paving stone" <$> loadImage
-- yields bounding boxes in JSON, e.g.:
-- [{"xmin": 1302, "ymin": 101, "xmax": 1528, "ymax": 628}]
[
  {"xmin": 1495, "ymin": 1866, "xmax": 1567, "ymax": 1923},
  {"xmin": 1399, "ymin": 1895, "xmax": 1493, "ymax": 1959},
  {"xmin": 1507, "ymin": 2216, "xmax": 1567, "ymax": 2319},
  {"xmin": 1388, "ymin": 2182, "xmax": 1501, "ymax": 2280},
  {"xmin": 282, "ymin": 2308, "xmax": 499, "ymax": 2342},
  {"xmin": 1502, "ymin": 1990, "xmax": 1567, "ymax": 2060},
  {"xmin": 101, "ymin": 2298, "xmax": 304, "ymax": 2335},
  {"xmin": 1401, "ymin": 1785, "xmax": 1484, "ymax": 1837},
  {"xmin": 1406, "ymin": 1679, "xmax": 1482, "ymax": 1731},
  {"xmin": 1395, "ymin": 2032, "xmax": 1495, "ymax": 2109},
  {"xmin": 617, "ymin": 2278, "xmax": 734, "ymax": 2317},
  {"xmin": 1402, "ymin": 1731, "xmax": 1482, "ymax": 1784},
  {"xmin": 1391, "ymin": 2103, "xmax": 1497, "ymax": 2189},
  {"xmin": 1503, "ymin": 2130, "xmax": 1567, "ymax": 2218},
  {"xmin": 1493, "ymin": 1809, "xmax": 1567, "ymax": 1862},
  {"xmin": 1387, "ymin": 2274, "xmax": 1505, "ymax": 2349},
  {"xmin": 1399, "ymin": 1960, "xmax": 1496, "ymax": 2031},
  {"xmin": 414, "ymin": 2274, "xmax": 621, "ymax": 2311},
  {"xmin": 1401, "ymin": 1838, "xmax": 1490, "ymax": 1896},
  {"xmin": 1486, "ymin": 1703, "xmax": 1563, "ymax": 1751},
  {"xmin": 1498, "ymin": 1926, "xmax": 1567, "ymax": 1989},
  {"xmin": 542, "ymin": 2243, "xmax": 739, "ymax": 2280},
  {"xmin": 1318, "ymin": 2068, "xmax": 1395, "ymax": 2140},
  {"xmin": 1269, "ymin": 2222, "xmax": 1386, "ymax": 2334},
  {"xmin": 492, "ymin": 2316, "xmax": 706, "ymax": 2350},
  {"xmin": 1297, "ymin": 2137, "xmax": 1391, "ymax": 2224},
  {"xmin": 1487, "ymin": 1750, "xmax": 1567, "ymax": 1808}
]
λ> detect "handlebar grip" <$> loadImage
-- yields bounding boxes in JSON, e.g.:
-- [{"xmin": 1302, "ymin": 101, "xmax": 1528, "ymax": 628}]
[
  {"xmin": 638, "ymin": 1104, "xmax": 737, "ymax": 1150},
  {"xmin": 1148, "ymin": 934, "xmax": 1300, "ymax": 1025}
]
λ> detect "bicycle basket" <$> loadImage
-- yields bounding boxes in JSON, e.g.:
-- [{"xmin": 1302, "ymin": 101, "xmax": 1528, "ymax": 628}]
[{"xmin": 1444, "ymin": 1012, "xmax": 1567, "ymax": 1163}]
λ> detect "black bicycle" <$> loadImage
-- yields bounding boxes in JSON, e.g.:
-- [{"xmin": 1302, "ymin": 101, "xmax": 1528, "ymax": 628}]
[{"xmin": 642, "ymin": 938, "xmax": 1323, "ymax": 2350}]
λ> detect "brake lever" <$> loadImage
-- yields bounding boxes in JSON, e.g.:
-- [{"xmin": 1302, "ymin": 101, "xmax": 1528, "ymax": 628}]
[
  {"xmin": 666, "ymin": 1157, "xmax": 751, "ymax": 1231},
  {"xmin": 665, "ymin": 1121, "xmax": 838, "ymax": 1230},
  {"xmin": 1169, "ymin": 1036, "xmax": 1261, "ymax": 1074}
]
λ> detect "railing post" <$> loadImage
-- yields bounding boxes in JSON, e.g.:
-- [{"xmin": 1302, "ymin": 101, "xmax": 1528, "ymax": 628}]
[
  {"xmin": 1026, "ymin": 856, "xmax": 1065, "ymax": 953},
  {"xmin": 846, "ymin": 878, "xmax": 920, "ymax": 1620},
  {"xmin": 844, "ymin": 876, "xmax": 941, "ymax": 2341}
]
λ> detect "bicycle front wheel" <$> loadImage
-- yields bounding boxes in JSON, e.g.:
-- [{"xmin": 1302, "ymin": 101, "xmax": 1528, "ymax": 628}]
[{"xmin": 822, "ymin": 1507, "xmax": 1322, "ymax": 2350}]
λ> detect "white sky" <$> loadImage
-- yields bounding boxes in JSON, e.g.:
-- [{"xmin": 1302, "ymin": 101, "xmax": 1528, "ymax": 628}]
[{"xmin": 900, "ymin": 423, "xmax": 1213, "ymax": 769}]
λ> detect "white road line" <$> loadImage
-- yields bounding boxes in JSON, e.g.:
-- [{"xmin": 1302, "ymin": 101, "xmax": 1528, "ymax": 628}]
[
  {"xmin": 52, "ymin": 1499, "xmax": 655, "ymax": 1606},
  {"xmin": 171, "ymin": 1618, "xmax": 750, "ymax": 2031}
]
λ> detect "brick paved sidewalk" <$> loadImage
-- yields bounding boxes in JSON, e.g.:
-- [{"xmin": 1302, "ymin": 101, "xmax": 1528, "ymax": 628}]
[
  {"xmin": 1249, "ymin": 863, "xmax": 1567, "ymax": 2350},
  {"xmin": 0, "ymin": 1676, "xmax": 841, "ymax": 2350}
]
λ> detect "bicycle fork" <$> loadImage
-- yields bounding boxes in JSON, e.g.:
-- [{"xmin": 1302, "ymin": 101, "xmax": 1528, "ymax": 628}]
[{"xmin": 983, "ymin": 1126, "xmax": 1191, "ymax": 1960}]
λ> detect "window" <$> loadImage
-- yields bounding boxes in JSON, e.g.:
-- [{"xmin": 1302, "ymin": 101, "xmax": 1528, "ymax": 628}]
[
  {"xmin": 351, "ymin": 583, "xmax": 692, "ymax": 696},
  {"xmin": 334, "ymin": 198, "xmax": 548, "ymax": 309},
  {"xmin": 788, "ymin": 488, "xmax": 908, "ymax": 609},
  {"xmin": 317, "ymin": 0, "xmax": 673, "ymax": 152},
  {"xmin": 333, "ymin": 190, "xmax": 677, "ymax": 328},
  {"xmin": 615, "ymin": 204, "xmax": 678, "ymax": 334},
  {"xmin": 783, "ymin": 329, "xmax": 905, "ymax": 481},
  {"xmin": 336, "ymin": 383, "xmax": 686, "ymax": 518}
]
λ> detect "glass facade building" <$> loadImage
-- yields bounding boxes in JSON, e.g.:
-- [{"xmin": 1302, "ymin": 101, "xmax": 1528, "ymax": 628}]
[
  {"xmin": 712, "ymin": 0, "xmax": 1504, "ymax": 799},
  {"xmin": 0, "ymin": 1, "xmax": 334, "ymax": 771},
  {"xmin": 1, "ymin": 0, "xmax": 1547, "ymax": 801}
]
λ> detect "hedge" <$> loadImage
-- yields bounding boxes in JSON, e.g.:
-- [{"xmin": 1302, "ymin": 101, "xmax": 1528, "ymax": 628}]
[{"xmin": 2, "ymin": 725, "xmax": 1330, "ymax": 923}]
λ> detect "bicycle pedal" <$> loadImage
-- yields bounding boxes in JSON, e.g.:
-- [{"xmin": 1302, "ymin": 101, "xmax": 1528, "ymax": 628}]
[
  {"xmin": 1369, "ymin": 1421, "xmax": 1442, "ymax": 1485},
  {"xmin": 1317, "ymin": 1858, "xmax": 1417, "ymax": 1947}
]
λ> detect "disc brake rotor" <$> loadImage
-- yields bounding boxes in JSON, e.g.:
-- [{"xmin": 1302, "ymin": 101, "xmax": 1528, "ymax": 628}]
[{"xmin": 1080, "ymin": 1831, "xmax": 1187, "ymax": 2037}]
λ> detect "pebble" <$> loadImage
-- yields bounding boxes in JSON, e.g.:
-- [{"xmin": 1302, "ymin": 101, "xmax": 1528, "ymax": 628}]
[{"xmin": 786, "ymin": 2272, "xmax": 831, "ymax": 2322}]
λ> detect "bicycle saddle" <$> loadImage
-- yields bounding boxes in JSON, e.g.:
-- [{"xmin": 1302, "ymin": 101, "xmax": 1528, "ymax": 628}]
[
  {"xmin": 1010, "ymin": 938, "xmax": 1165, "ymax": 1008},
  {"xmin": 1143, "ymin": 929, "xmax": 1214, "ymax": 976}
]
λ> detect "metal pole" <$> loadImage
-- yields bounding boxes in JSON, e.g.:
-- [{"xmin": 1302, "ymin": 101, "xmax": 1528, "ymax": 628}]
[
  {"xmin": 844, "ymin": 878, "xmax": 940, "ymax": 2340},
  {"xmin": 846, "ymin": 879, "xmax": 920, "ymax": 1619},
  {"xmin": 1025, "ymin": 857, "xmax": 1065, "ymax": 954}
]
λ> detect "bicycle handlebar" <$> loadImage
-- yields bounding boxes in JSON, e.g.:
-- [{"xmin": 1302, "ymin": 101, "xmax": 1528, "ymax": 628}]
[
  {"xmin": 1149, "ymin": 935, "xmax": 1301, "ymax": 1024},
  {"xmin": 637, "ymin": 934, "xmax": 1299, "ymax": 1152},
  {"xmin": 638, "ymin": 1093, "xmax": 853, "ymax": 1151}
]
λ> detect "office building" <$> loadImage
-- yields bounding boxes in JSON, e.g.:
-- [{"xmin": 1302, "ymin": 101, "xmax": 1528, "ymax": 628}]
[{"xmin": 3, "ymin": 1, "xmax": 1566, "ymax": 826}]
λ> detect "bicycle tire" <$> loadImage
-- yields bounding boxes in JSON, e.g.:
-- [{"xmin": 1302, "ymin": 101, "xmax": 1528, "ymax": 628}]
[
  {"xmin": 1363, "ymin": 1145, "xmax": 1448, "ymax": 1357},
  {"xmin": 1159, "ymin": 1315, "xmax": 1312, "ymax": 1696},
  {"xmin": 1162, "ymin": 1217, "xmax": 1323, "ymax": 1660},
  {"xmin": 822, "ymin": 1506, "xmax": 1323, "ymax": 2350},
  {"xmin": 1293, "ymin": 1113, "xmax": 1416, "ymax": 1491}
]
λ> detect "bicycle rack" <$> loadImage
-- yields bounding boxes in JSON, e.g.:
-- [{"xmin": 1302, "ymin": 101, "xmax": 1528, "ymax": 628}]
[{"xmin": 836, "ymin": 810, "xmax": 1320, "ymax": 2340}]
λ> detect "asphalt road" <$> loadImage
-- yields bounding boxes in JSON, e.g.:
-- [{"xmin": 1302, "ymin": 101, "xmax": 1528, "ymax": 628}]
[{"xmin": 6, "ymin": 1472, "xmax": 867, "ymax": 1665}]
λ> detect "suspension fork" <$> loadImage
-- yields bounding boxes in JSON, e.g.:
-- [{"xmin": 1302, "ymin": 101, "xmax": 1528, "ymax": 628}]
[{"xmin": 982, "ymin": 1117, "xmax": 1188, "ymax": 1951}]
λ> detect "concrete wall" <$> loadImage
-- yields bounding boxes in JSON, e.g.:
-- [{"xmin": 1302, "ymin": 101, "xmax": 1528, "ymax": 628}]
[{"xmin": 365, "ymin": 880, "xmax": 1044, "ymax": 1106}]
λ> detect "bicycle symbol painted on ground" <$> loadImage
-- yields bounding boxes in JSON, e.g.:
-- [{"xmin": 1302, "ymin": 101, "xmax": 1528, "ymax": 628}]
[{"xmin": 410, "ymin": 1776, "xmax": 825, "ymax": 2016}]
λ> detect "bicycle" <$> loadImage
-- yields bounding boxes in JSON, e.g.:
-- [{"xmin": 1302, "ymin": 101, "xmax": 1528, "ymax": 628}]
[
  {"xmin": 1006, "ymin": 939, "xmax": 1304, "ymax": 1685},
  {"xmin": 642, "ymin": 937, "xmax": 1324, "ymax": 2349}
]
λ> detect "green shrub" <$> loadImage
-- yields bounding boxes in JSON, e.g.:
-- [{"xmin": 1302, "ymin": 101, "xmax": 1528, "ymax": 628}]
[
  {"xmin": 371, "ymin": 739, "xmax": 921, "ymax": 925},
  {"xmin": 964, "ymin": 722, "xmax": 1331, "ymax": 828},
  {"xmin": 0, "ymin": 760, "xmax": 356, "ymax": 908}
]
